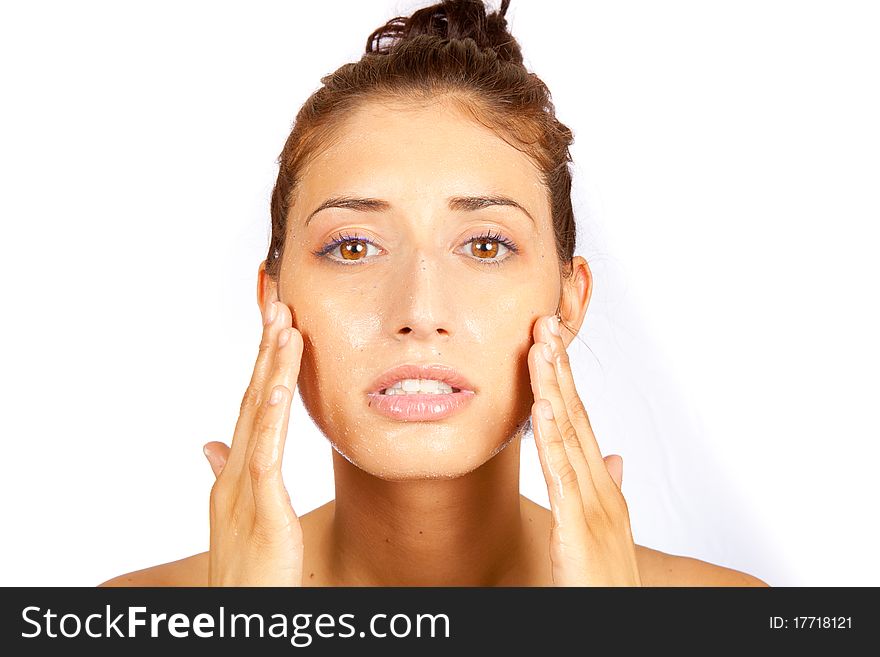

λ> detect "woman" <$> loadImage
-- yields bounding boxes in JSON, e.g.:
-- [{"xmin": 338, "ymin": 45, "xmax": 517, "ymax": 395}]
[{"xmin": 101, "ymin": 0, "xmax": 767, "ymax": 587}]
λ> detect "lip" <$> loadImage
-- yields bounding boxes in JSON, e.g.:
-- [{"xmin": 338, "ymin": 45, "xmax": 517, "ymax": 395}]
[
  {"xmin": 366, "ymin": 363, "xmax": 477, "ymax": 422},
  {"xmin": 367, "ymin": 363, "xmax": 476, "ymax": 395}
]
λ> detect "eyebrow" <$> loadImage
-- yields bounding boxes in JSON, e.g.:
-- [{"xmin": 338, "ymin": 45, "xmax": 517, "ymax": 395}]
[{"xmin": 304, "ymin": 194, "xmax": 535, "ymax": 226}]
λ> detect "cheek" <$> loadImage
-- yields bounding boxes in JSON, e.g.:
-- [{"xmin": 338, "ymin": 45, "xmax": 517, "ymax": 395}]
[
  {"xmin": 506, "ymin": 333, "xmax": 538, "ymax": 404},
  {"xmin": 289, "ymin": 271, "xmax": 382, "ymax": 350},
  {"xmin": 315, "ymin": 282, "xmax": 382, "ymax": 348},
  {"xmin": 297, "ymin": 304, "xmax": 383, "ymax": 404},
  {"xmin": 469, "ymin": 313, "xmax": 536, "ymax": 404}
]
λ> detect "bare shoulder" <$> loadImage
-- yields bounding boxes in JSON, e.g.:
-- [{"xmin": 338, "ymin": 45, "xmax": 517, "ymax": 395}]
[
  {"xmin": 636, "ymin": 545, "xmax": 770, "ymax": 587},
  {"xmin": 97, "ymin": 552, "xmax": 209, "ymax": 587},
  {"xmin": 96, "ymin": 502, "xmax": 334, "ymax": 588},
  {"xmin": 519, "ymin": 496, "xmax": 768, "ymax": 587}
]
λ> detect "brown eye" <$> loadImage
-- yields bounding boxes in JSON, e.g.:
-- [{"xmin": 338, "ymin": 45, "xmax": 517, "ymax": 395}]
[
  {"xmin": 320, "ymin": 235, "xmax": 381, "ymax": 264},
  {"xmin": 339, "ymin": 239, "xmax": 368, "ymax": 261},
  {"xmin": 464, "ymin": 232, "xmax": 517, "ymax": 265},
  {"xmin": 470, "ymin": 238, "xmax": 500, "ymax": 259}
]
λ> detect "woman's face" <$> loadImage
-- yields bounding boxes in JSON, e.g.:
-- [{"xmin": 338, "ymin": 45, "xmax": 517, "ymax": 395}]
[{"xmin": 273, "ymin": 99, "xmax": 567, "ymax": 480}]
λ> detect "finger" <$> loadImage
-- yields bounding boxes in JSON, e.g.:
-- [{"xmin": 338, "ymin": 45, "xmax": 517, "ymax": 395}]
[
  {"xmin": 203, "ymin": 441, "xmax": 230, "ymax": 479},
  {"xmin": 604, "ymin": 454, "xmax": 623, "ymax": 491},
  {"xmin": 535, "ymin": 315, "xmax": 611, "ymax": 490},
  {"xmin": 243, "ymin": 306, "xmax": 304, "ymax": 469},
  {"xmin": 250, "ymin": 384, "xmax": 299, "ymax": 529},
  {"xmin": 530, "ymin": 399, "xmax": 588, "ymax": 532},
  {"xmin": 225, "ymin": 300, "xmax": 287, "ymax": 473},
  {"xmin": 527, "ymin": 329, "xmax": 598, "ymax": 500}
]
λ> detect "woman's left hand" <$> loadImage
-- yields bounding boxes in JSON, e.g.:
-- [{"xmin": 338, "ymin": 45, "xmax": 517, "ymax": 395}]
[{"xmin": 528, "ymin": 314, "xmax": 642, "ymax": 586}]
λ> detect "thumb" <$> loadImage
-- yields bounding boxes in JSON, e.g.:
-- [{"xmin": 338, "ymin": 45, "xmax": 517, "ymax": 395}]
[
  {"xmin": 603, "ymin": 454, "xmax": 623, "ymax": 491},
  {"xmin": 203, "ymin": 441, "xmax": 230, "ymax": 479}
]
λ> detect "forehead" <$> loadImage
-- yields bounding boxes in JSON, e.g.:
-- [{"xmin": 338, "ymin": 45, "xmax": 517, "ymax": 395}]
[{"xmin": 297, "ymin": 99, "xmax": 547, "ymax": 214}]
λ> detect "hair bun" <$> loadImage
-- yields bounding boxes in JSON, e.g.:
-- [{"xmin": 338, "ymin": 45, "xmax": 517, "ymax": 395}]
[{"xmin": 366, "ymin": 0, "xmax": 522, "ymax": 65}]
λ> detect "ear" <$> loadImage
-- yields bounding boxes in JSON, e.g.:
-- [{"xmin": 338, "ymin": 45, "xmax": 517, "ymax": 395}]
[
  {"xmin": 257, "ymin": 260, "xmax": 279, "ymax": 320},
  {"xmin": 604, "ymin": 454, "xmax": 623, "ymax": 491},
  {"xmin": 558, "ymin": 256, "xmax": 592, "ymax": 348}
]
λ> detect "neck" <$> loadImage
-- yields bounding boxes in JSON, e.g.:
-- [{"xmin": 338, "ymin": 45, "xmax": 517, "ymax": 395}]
[{"xmin": 327, "ymin": 436, "xmax": 531, "ymax": 586}]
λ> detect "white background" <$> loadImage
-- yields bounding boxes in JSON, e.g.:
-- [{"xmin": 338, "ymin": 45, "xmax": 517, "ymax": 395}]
[{"xmin": 1, "ymin": 1, "xmax": 877, "ymax": 586}]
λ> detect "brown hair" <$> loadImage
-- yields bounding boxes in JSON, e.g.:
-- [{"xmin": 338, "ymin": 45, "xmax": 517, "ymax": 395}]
[{"xmin": 267, "ymin": 0, "xmax": 577, "ymax": 289}]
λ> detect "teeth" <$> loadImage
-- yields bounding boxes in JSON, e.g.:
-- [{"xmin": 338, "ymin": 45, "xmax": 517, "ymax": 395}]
[
  {"xmin": 401, "ymin": 379, "xmax": 421, "ymax": 392},
  {"xmin": 381, "ymin": 378, "xmax": 456, "ymax": 395}
]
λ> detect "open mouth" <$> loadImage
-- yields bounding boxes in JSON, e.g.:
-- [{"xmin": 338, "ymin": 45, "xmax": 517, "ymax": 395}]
[
  {"xmin": 379, "ymin": 379, "xmax": 463, "ymax": 395},
  {"xmin": 367, "ymin": 386, "xmax": 476, "ymax": 421},
  {"xmin": 367, "ymin": 365, "xmax": 476, "ymax": 420}
]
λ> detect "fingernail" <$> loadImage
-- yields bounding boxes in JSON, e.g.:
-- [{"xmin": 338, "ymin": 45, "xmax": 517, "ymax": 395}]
[
  {"xmin": 542, "ymin": 342, "xmax": 554, "ymax": 363},
  {"xmin": 547, "ymin": 315, "xmax": 560, "ymax": 336},
  {"xmin": 278, "ymin": 328, "xmax": 290, "ymax": 348},
  {"xmin": 541, "ymin": 400, "xmax": 554, "ymax": 420},
  {"xmin": 269, "ymin": 386, "xmax": 283, "ymax": 405},
  {"xmin": 264, "ymin": 301, "xmax": 277, "ymax": 326}
]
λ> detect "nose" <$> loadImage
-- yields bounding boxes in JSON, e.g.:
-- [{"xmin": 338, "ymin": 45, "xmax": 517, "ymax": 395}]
[
  {"xmin": 397, "ymin": 322, "xmax": 450, "ymax": 339},
  {"xmin": 391, "ymin": 252, "xmax": 454, "ymax": 341}
]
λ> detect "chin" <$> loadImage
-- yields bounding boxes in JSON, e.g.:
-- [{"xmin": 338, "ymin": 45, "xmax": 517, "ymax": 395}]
[
  {"xmin": 324, "ymin": 415, "xmax": 531, "ymax": 482},
  {"xmin": 299, "ymin": 380, "xmax": 532, "ymax": 480},
  {"xmin": 334, "ymin": 449, "xmax": 497, "ymax": 481}
]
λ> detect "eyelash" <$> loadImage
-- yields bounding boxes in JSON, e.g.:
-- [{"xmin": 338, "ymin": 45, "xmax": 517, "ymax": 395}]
[{"xmin": 313, "ymin": 230, "xmax": 520, "ymax": 267}]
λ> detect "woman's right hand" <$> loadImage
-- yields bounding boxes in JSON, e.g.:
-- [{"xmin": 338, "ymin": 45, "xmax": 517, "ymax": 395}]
[{"xmin": 202, "ymin": 299, "xmax": 305, "ymax": 586}]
